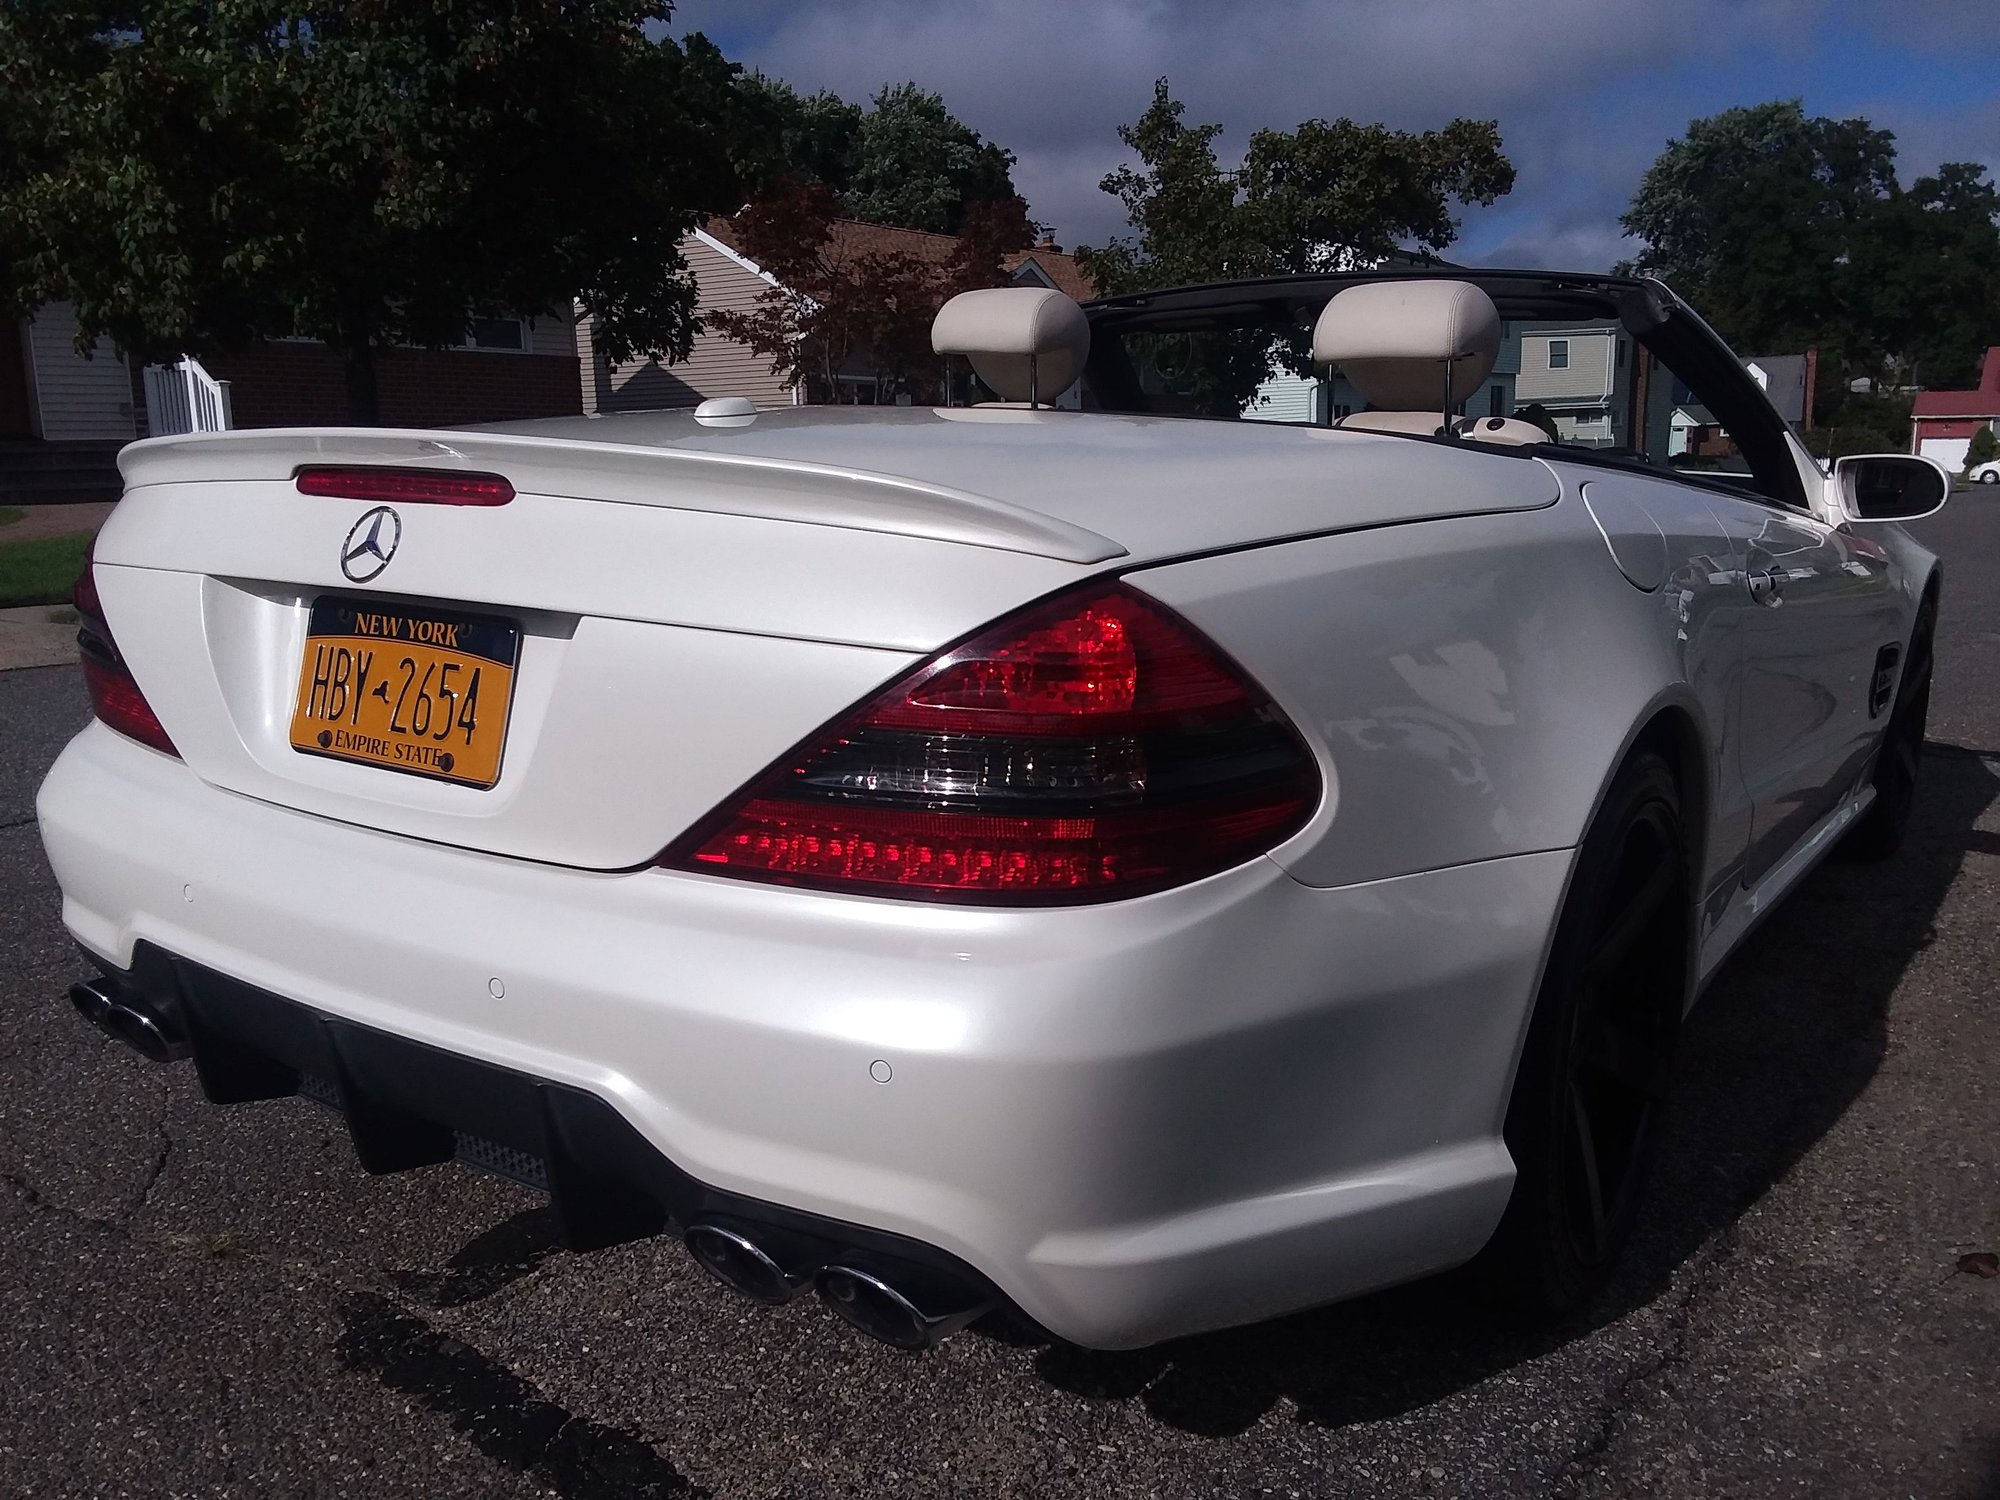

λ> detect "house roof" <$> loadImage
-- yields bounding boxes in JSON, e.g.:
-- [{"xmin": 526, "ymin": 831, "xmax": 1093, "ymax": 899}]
[
  {"xmin": 1003, "ymin": 248, "xmax": 1097, "ymax": 302},
  {"xmin": 701, "ymin": 216, "xmax": 1099, "ymax": 302},
  {"xmin": 1742, "ymin": 353, "xmax": 1808, "ymax": 425},
  {"xmin": 1913, "ymin": 393, "xmax": 2000, "ymax": 419},
  {"xmin": 1911, "ymin": 345, "xmax": 2000, "ymax": 419}
]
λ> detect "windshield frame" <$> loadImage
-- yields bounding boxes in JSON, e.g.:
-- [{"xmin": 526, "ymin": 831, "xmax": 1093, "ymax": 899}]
[{"xmin": 1078, "ymin": 269, "xmax": 1812, "ymax": 512}]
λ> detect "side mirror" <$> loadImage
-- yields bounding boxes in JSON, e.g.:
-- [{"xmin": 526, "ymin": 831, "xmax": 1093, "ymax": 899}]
[{"xmin": 1832, "ymin": 453, "xmax": 1950, "ymax": 523}]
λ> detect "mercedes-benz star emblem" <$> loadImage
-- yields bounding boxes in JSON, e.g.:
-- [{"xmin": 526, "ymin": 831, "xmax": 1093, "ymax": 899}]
[{"xmin": 340, "ymin": 506, "xmax": 402, "ymax": 583}]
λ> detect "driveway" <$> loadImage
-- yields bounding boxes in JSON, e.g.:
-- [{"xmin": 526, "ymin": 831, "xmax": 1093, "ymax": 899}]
[{"xmin": 0, "ymin": 498, "xmax": 1995, "ymax": 1498}]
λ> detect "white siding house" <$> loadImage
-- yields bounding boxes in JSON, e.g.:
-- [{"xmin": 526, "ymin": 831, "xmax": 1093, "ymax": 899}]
[
  {"xmin": 580, "ymin": 230, "xmax": 797, "ymax": 414},
  {"xmin": 20, "ymin": 303, "xmax": 137, "ymax": 441},
  {"xmin": 1513, "ymin": 325, "xmax": 1632, "ymax": 447},
  {"xmin": 1243, "ymin": 370, "xmax": 1323, "ymax": 424}
]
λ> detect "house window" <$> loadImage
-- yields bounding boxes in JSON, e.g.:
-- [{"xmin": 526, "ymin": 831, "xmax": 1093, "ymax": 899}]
[
  {"xmin": 468, "ymin": 317, "xmax": 529, "ymax": 353},
  {"xmin": 1548, "ymin": 339, "xmax": 1570, "ymax": 370}
]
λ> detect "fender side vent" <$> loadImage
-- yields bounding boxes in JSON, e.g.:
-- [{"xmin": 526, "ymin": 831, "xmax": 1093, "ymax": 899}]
[{"xmin": 1869, "ymin": 644, "xmax": 1902, "ymax": 719}]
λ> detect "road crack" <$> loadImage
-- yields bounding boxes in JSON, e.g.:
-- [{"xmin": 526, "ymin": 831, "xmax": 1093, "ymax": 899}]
[
  {"xmin": 1, "ymin": 1170, "xmax": 123, "ymax": 1231},
  {"xmin": 1554, "ymin": 1226, "xmax": 1739, "ymax": 1496},
  {"xmin": 123, "ymin": 1081, "xmax": 175, "ymax": 1215}
]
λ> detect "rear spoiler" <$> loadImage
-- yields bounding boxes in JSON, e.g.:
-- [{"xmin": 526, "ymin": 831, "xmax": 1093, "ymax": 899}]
[{"xmin": 118, "ymin": 427, "xmax": 1126, "ymax": 565}]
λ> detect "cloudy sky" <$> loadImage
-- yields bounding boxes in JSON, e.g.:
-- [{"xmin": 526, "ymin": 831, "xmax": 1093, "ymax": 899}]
[{"xmin": 668, "ymin": 0, "xmax": 2000, "ymax": 269}]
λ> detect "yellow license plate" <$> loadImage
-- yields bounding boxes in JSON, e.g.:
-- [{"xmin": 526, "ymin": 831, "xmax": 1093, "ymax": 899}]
[{"xmin": 289, "ymin": 598, "xmax": 520, "ymax": 788}]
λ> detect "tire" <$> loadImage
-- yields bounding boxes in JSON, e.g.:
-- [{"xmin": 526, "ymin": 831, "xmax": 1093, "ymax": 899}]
[
  {"xmin": 1979, "ymin": 471, "xmax": 1998, "ymax": 485},
  {"xmin": 1846, "ymin": 597, "xmax": 1936, "ymax": 860},
  {"xmin": 1480, "ymin": 751, "xmax": 1688, "ymax": 1314}
]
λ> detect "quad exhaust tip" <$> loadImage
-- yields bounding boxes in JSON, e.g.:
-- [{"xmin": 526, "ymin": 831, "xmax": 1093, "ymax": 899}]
[
  {"xmin": 683, "ymin": 1222, "xmax": 994, "ymax": 1350},
  {"xmin": 816, "ymin": 1264, "xmax": 991, "ymax": 1351},
  {"xmin": 69, "ymin": 978, "xmax": 188, "ymax": 1065},
  {"xmin": 683, "ymin": 1222, "xmax": 811, "ymax": 1305}
]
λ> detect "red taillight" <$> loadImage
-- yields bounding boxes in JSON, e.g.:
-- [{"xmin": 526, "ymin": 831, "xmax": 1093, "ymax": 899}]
[
  {"xmin": 294, "ymin": 466, "xmax": 515, "ymax": 505},
  {"xmin": 71, "ymin": 541, "xmax": 103, "ymax": 619},
  {"xmin": 74, "ymin": 541, "xmax": 178, "ymax": 757},
  {"xmin": 661, "ymin": 584, "xmax": 1319, "ymax": 903}
]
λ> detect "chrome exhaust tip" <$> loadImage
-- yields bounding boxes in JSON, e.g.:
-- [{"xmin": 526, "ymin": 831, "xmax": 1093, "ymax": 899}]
[
  {"xmin": 68, "ymin": 978, "xmax": 188, "ymax": 1064},
  {"xmin": 68, "ymin": 979, "xmax": 114, "ymax": 1028},
  {"xmin": 683, "ymin": 1222, "xmax": 810, "ymax": 1305},
  {"xmin": 815, "ymin": 1264, "xmax": 992, "ymax": 1351}
]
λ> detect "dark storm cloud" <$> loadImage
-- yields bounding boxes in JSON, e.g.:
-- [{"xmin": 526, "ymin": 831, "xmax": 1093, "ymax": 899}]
[{"xmin": 671, "ymin": 0, "xmax": 2000, "ymax": 269}]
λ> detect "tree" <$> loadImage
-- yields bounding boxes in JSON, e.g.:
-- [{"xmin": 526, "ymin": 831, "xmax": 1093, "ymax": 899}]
[
  {"xmin": 0, "ymin": 3, "xmax": 753, "ymax": 423},
  {"xmin": 1620, "ymin": 101, "xmax": 2000, "ymax": 399},
  {"xmin": 1075, "ymin": 84, "xmax": 1258, "ymax": 296},
  {"xmin": 735, "ymin": 77, "xmax": 1022, "ymax": 236},
  {"xmin": 705, "ymin": 176, "xmax": 1032, "ymax": 403},
  {"xmin": 1079, "ymin": 81, "xmax": 1514, "ymax": 293},
  {"xmin": 1964, "ymin": 424, "xmax": 1999, "ymax": 475},
  {"xmin": 846, "ymin": 84, "xmax": 1020, "ymax": 236},
  {"xmin": 738, "ymin": 74, "xmax": 866, "ymax": 193},
  {"xmin": 1075, "ymin": 81, "xmax": 1514, "ymax": 413},
  {"xmin": 1868, "ymin": 163, "xmax": 2000, "ymax": 391},
  {"xmin": 1800, "ymin": 392, "xmax": 1912, "ymax": 459}
]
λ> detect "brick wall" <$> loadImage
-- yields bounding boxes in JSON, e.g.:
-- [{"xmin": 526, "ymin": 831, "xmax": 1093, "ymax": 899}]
[{"xmin": 196, "ymin": 343, "xmax": 581, "ymax": 429}]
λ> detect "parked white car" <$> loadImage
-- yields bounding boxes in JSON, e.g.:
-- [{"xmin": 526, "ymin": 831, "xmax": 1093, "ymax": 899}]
[
  {"xmin": 38, "ymin": 273, "xmax": 1949, "ymax": 1351},
  {"xmin": 1968, "ymin": 457, "xmax": 2000, "ymax": 484}
]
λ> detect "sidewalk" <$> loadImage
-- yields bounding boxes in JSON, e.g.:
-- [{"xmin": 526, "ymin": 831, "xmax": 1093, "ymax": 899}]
[
  {"xmin": 1, "ymin": 500, "xmax": 115, "ymax": 543},
  {"xmin": 0, "ymin": 605, "xmax": 79, "ymax": 671}
]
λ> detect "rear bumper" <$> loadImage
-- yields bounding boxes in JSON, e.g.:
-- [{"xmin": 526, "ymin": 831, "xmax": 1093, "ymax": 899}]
[
  {"xmin": 83, "ymin": 943, "xmax": 999, "ymax": 1322},
  {"xmin": 38, "ymin": 724, "xmax": 1570, "ymax": 1348}
]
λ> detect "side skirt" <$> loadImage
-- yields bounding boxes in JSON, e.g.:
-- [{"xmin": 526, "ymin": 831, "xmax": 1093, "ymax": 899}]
[{"xmin": 1692, "ymin": 781, "xmax": 1875, "ymax": 999}]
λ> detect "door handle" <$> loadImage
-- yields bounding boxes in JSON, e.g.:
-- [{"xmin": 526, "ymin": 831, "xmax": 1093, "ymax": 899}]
[{"xmin": 1746, "ymin": 566, "xmax": 1785, "ymax": 606}]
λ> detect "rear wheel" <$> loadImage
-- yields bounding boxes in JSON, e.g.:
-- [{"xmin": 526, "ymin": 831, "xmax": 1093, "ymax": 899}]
[
  {"xmin": 1481, "ymin": 752, "xmax": 1688, "ymax": 1313},
  {"xmin": 1847, "ymin": 598, "xmax": 1935, "ymax": 861}
]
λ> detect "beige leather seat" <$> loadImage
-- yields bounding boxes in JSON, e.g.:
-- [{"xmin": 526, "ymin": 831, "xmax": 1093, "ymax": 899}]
[
  {"xmin": 1314, "ymin": 281, "xmax": 1544, "ymax": 446},
  {"xmin": 932, "ymin": 287, "xmax": 1090, "ymax": 408}
]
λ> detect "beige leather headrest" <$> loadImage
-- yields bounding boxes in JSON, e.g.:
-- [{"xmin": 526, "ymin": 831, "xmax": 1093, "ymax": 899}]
[
  {"xmin": 933, "ymin": 287, "xmax": 1090, "ymax": 404},
  {"xmin": 1313, "ymin": 280, "xmax": 1501, "ymax": 410}
]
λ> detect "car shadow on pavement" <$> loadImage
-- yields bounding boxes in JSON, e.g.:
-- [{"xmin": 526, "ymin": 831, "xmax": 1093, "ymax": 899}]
[{"xmin": 1012, "ymin": 742, "xmax": 2000, "ymax": 1438}]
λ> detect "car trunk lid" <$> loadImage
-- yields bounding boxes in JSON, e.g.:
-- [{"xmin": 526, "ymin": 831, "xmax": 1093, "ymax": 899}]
[{"xmin": 91, "ymin": 418, "xmax": 1556, "ymax": 869}]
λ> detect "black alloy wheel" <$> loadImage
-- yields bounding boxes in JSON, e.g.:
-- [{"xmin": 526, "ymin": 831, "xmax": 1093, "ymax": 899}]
[
  {"xmin": 1847, "ymin": 598, "xmax": 1936, "ymax": 861},
  {"xmin": 1481, "ymin": 751, "xmax": 1688, "ymax": 1313}
]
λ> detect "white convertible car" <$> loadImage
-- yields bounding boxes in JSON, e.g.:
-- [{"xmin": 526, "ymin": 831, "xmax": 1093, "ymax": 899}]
[{"xmin": 38, "ymin": 272, "xmax": 1949, "ymax": 1352}]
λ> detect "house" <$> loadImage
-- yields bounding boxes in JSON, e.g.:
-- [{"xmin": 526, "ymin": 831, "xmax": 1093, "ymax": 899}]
[
  {"xmin": 194, "ymin": 316, "xmax": 581, "ymax": 431},
  {"xmin": 1243, "ymin": 351, "xmax": 1517, "ymax": 428},
  {"xmin": 1665, "ymin": 352, "xmax": 1815, "ymax": 458},
  {"xmin": 1513, "ymin": 324, "xmax": 1635, "ymax": 447},
  {"xmin": 1742, "ymin": 352, "xmax": 1815, "ymax": 433},
  {"xmin": 2, "ymin": 303, "xmax": 142, "ymax": 445},
  {"xmin": 1910, "ymin": 347, "xmax": 2000, "ymax": 470},
  {"xmin": 577, "ymin": 219, "xmax": 1097, "ymax": 413},
  {"xmin": 3, "ymin": 303, "xmax": 167, "ymax": 500},
  {"xmin": 2, "ymin": 299, "xmax": 581, "ymax": 499}
]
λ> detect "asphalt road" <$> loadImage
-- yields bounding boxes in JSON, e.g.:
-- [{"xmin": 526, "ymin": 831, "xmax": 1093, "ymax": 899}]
[{"xmin": 3, "ymin": 496, "xmax": 1997, "ymax": 1499}]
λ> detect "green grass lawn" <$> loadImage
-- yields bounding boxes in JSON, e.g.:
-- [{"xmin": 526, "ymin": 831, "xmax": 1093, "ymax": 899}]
[
  {"xmin": 0, "ymin": 530, "xmax": 92, "ymax": 609},
  {"xmin": 0, "ymin": 506, "xmax": 25, "ymax": 529}
]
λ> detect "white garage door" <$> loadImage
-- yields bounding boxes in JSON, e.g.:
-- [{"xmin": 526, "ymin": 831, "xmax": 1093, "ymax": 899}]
[{"xmin": 1919, "ymin": 436, "xmax": 1971, "ymax": 471}]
